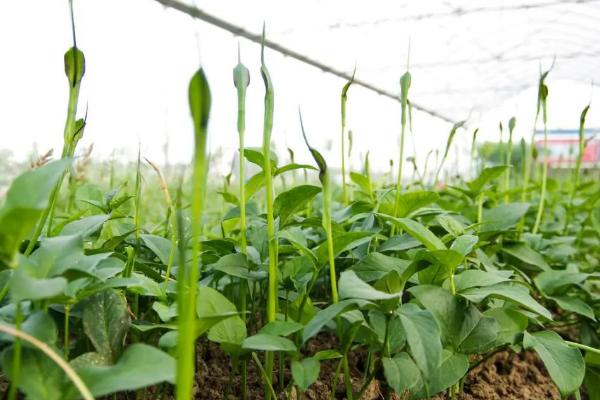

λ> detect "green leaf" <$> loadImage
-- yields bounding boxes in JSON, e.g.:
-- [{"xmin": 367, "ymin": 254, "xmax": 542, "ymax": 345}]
[
  {"xmin": 437, "ymin": 214, "xmax": 465, "ymax": 237},
  {"xmin": 350, "ymin": 172, "xmax": 371, "ymax": 195},
  {"xmin": 534, "ymin": 270, "xmax": 587, "ymax": 295},
  {"xmin": 274, "ymin": 185, "xmax": 321, "ymax": 226},
  {"xmin": 60, "ymin": 214, "xmax": 110, "ymax": 239},
  {"xmin": 450, "ymin": 235, "xmax": 478, "ymax": 257},
  {"xmin": 313, "ymin": 349, "xmax": 342, "ymax": 361},
  {"xmin": 384, "ymin": 217, "xmax": 446, "ymax": 251},
  {"xmin": 27, "ymin": 234, "xmax": 116, "ymax": 280},
  {"xmin": 314, "ymin": 231, "xmax": 372, "ymax": 265},
  {"xmin": 467, "ymin": 165, "xmax": 510, "ymax": 193},
  {"xmin": 382, "ymin": 353, "xmax": 420, "ymax": 395},
  {"xmin": 484, "ymin": 307, "xmax": 528, "ymax": 345},
  {"xmin": 74, "ymin": 344, "xmax": 175, "ymax": 397},
  {"xmin": 454, "ymin": 270, "xmax": 513, "ymax": 292},
  {"xmin": 291, "ymin": 357, "xmax": 320, "ymax": 391},
  {"xmin": 209, "ymin": 253, "xmax": 263, "ymax": 281},
  {"xmin": 152, "ymin": 301, "xmax": 178, "ymax": 323},
  {"xmin": 243, "ymin": 148, "xmax": 278, "ymax": 170},
  {"xmin": 242, "ymin": 333, "xmax": 296, "ymax": 352},
  {"xmin": 408, "ymin": 285, "xmax": 461, "ymax": 346},
  {"xmin": 378, "ymin": 234, "xmax": 420, "ymax": 252},
  {"xmin": 350, "ymin": 252, "xmax": 410, "ymax": 282},
  {"xmin": 398, "ymin": 306, "xmax": 442, "ymax": 377},
  {"xmin": 523, "ymin": 331, "xmax": 585, "ymax": 396},
  {"xmin": 83, "ymin": 289, "xmax": 131, "ymax": 362},
  {"xmin": 479, "ymin": 203, "xmax": 529, "ymax": 233},
  {"xmin": 0, "ymin": 159, "xmax": 70, "ymax": 261},
  {"xmin": 457, "ymin": 308, "xmax": 499, "ymax": 354},
  {"xmin": 10, "ymin": 264, "xmax": 67, "ymax": 302},
  {"xmin": 259, "ymin": 320, "xmax": 303, "ymax": 336},
  {"xmin": 197, "ymin": 286, "xmax": 246, "ymax": 345},
  {"xmin": 339, "ymin": 270, "xmax": 401, "ymax": 301},
  {"xmin": 423, "ymin": 351, "xmax": 469, "ymax": 396},
  {"xmin": 549, "ymin": 295, "xmax": 595, "ymax": 320},
  {"xmin": 21, "ymin": 311, "xmax": 59, "ymax": 345},
  {"xmin": 141, "ymin": 234, "xmax": 173, "ymax": 265},
  {"xmin": 394, "ymin": 191, "xmax": 439, "ymax": 218},
  {"xmin": 585, "ymin": 368, "xmax": 600, "ymax": 400},
  {"xmin": 502, "ymin": 243, "xmax": 551, "ymax": 271},
  {"xmin": 1, "ymin": 347, "xmax": 69, "ymax": 400},
  {"xmin": 460, "ymin": 283, "xmax": 552, "ymax": 320},
  {"xmin": 274, "ymin": 163, "xmax": 317, "ymax": 177},
  {"xmin": 302, "ymin": 299, "xmax": 365, "ymax": 343}
]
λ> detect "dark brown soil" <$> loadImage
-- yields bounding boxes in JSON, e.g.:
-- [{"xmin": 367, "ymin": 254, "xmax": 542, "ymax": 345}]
[
  {"xmin": 459, "ymin": 351, "xmax": 561, "ymax": 400},
  {"xmin": 187, "ymin": 334, "xmax": 578, "ymax": 400}
]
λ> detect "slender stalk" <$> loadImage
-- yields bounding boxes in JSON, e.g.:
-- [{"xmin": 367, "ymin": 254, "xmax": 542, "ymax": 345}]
[
  {"xmin": 25, "ymin": 5, "xmax": 85, "ymax": 254},
  {"xmin": 341, "ymin": 68, "xmax": 355, "ymax": 204},
  {"xmin": 470, "ymin": 128, "xmax": 479, "ymax": 176},
  {"xmin": 520, "ymin": 66, "xmax": 552, "ymax": 234},
  {"xmin": 564, "ymin": 105, "xmax": 590, "ymax": 233},
  {"xmin": 176, "ymin": 68, "xmax": 211, "ymax": 400},
  {"xmin": 64, "ymin": 304, "xmax": 71, "ymax": 359},
  {"xmin": 233, "ymin": 46, "xmax": 251, "ymax": 300},
  {"xmin": 260, "ymin": 26, "xmax": 277, "ymax": 398},
  {"xmin": 566, "ymin": 341, "xmax": 600, "ymax": 356},
  {"xmin": 234, "ymin": 44, "xmax": 251, "ymax": 400},
  {"xmin": 8, "ymin": 303, "xmax": 23, "ymax": 400},
  {"xmin": 392, "ymin": 69, "xmax": 411, "ymax": 224},
  {"xmin": 252, "ymin": 353, "xmax": 277, "ymax": 399},
  {"xmin": 532, "ymin": 77, "xmax": 550, "ymax": 234},
  {"xmin": 145, "ymin": 158, "xmax": 177, "ymax": 290},
  {"xmin": 299, "ymin": 111, "xmax": 338, "ymax": 303},
  {"xmin": 504, "ymin": 117, "xmax": 516, "ymax": 203},
  {"xmin": 434, "ymin": 121, "xmax": 465, "ymax": 186}
]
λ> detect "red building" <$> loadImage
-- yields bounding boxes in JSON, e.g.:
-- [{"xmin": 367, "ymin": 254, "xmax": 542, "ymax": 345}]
[{"xmin": 534, "ymin": 129, "xmax": 600, "ymax": 168}]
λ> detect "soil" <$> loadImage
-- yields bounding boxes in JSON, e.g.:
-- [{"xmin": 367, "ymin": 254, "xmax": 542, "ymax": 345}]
[
  {"xmin": 2, "ymin": 333, "xmax": 587, "ymax": 400},
  {"xmin": 185, "ymin": 333, "xmax": 582, "ymax": 400}
]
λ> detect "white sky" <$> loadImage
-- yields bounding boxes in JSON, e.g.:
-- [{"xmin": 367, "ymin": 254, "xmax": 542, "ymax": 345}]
[{"xmin": 1, "ymin": 0, "xmax": 599, "ymax": 175}]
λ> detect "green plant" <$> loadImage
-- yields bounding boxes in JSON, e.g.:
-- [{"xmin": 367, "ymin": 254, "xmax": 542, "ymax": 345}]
[
  {"xmin": 176, "ymin": 67, "xmax": 211, "ymax": 400},
  {"xmin": 2, "ymin": 19, "xmax": 600, "ymax": 400}
]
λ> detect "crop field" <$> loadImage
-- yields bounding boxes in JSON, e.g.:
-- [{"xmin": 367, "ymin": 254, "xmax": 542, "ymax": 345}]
[{"xmin": 1, "ymin": 2, "xmax": 600, "ymax": 400}]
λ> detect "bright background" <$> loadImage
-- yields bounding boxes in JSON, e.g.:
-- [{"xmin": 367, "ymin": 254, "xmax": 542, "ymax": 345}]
[{"xmin": 1, "ymin": 0, "xmax": 600, "ymax": 175}]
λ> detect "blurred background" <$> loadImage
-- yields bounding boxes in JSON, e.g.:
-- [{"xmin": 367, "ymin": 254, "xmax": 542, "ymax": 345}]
[{"xmin": 1, "ymin": 0, "xmax": 599, "ymax": 181}]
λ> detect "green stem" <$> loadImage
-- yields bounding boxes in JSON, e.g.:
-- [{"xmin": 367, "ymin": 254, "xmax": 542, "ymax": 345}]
[
  {"xmin": 252, "ymin": 352, "xmax": 278, "ymax": 400},
  {"xmin": 176, "ymin": 68, "xmax": 210, "ymax": 400},
  {"xmin": 323, "ymin": 174, "xmax": 339, "ymax": 303},
  {"xmin": 505, "ymin": 121, "xmax": 514, "ymax": 203},
  {"xmin": 8, "ymin": 302, "xmax": 23, "ymax": 400},
  {"xmin": 260, "ymin": 28, "xmax": 277, "ymax": 398},
  {"xmin": 532, "ymin": 121, "xmax": 548, "ymax": 234},
  {"xmin": 476, "ymin": 193, "xmax": 484, "ymax": 225},
  {"xmin": 64, "ymin": 304, "xmax": 71, "ymax": 360},
  {"xmin": 566, "ymin": 341, "xmax": 600, "ymax": 356}
]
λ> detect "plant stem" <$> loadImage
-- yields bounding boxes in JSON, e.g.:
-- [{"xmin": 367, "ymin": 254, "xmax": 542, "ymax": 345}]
[
  {"xmin": 8, "ymin": 302, "xmax": 23, "ymax": 400},
  {"xmin": 252, "ymin": 353, "xmax": 278, "ymax": 399},
  {"xmin": 323, "ymin": 173, "xmax": 339, "ymax": 303},
  {"xmin": 566, "ymin": 341, "xmax": 600, "ymax": 356},
  {"xmin": 532, "ymin": 118, "xmax": 548, "ymax": 234},
  {"xmin": 505, "ymin": 117, "xmax": 515, "ymax": 203},
  {"xmin": 176, "ymin": 68, "xmax": 211, "ymax": 400},
  {"xmin": 564, "ymin": 105, "xmax": 589, "ymax": 234},
  {"xmin": 64, "ymin": 304, "xmax": 71, "ymax": 359},
  {"xmin": 340, "ymin": 70, "xmax": 355, "ymax": 204},
  {"xmin": 260, "ymin": 26, "xmax": 277, "ymax": 398}
]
